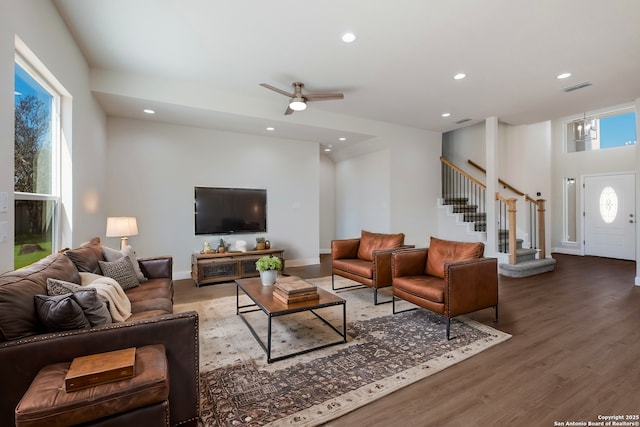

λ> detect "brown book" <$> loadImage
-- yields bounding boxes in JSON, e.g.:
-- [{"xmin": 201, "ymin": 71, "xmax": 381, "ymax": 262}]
[
  {"xmin": 65, "ymin": 347, "xmax": 136, "ymax": 392},
  {"xmin": 273, "ymin": 289, "xmax": 319, "ymax": 304},
  {"xmin": 273, "ymin": 287, "xmax": 318, "ymax": 300},
  {"xmin": 274, "ymin": 279, "xmax": 317, "ymax": 295}
]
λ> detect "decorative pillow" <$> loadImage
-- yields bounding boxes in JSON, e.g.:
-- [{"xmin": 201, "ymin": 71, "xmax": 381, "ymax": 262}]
[
  {"xmin": 64, "ymin": 237, "xmax": 104, "ymax": 274},
  {"xmin": 99, "ymin": 257, "xmax": 140, "ymax": 290},
  {"xmin": 70, "ymin": 289, "xmax": 112, "ymax": 327},
  {"xmin": 357, "ymin": 230, "xmax": 405, "ymax": 262},
  {"xmin": 47, "ymin": 277, "xmax": 83, "ymax": 295},
  {"xmin": 46, "ymin": 279, "xmax": 112, "ymax": 327},
  {"xmin": 103, "ymin": 245, "xmax": 147, "ymax": 282},
  {"xmin": 425, "ymin": 237, "xmax": 485, "ymax": 279},
  {"xmin": 34, "ymin": 294, "xmax": 91, "ymax": 332}
]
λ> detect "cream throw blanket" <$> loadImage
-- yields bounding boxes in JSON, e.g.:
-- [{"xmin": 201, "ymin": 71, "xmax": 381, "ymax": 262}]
[{"xmin": 79, "ymin": 272, "xmax": 132, "ymax": 322}]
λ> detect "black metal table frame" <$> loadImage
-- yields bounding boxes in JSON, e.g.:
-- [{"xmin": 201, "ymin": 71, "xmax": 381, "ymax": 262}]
[{"xmin": 236, "ymin": 283, "xmax": 347, "ymax": 363}]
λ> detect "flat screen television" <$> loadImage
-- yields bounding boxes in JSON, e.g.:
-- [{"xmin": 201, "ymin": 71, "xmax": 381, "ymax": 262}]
[{"xmin": 194, "ymin": 186, "xmax": 267, "ymax": 235}]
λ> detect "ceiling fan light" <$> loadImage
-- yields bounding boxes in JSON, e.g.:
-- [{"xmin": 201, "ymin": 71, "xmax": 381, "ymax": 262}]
[{"xmin": 289, "ymin": 98, "xmax": 307, "ymax": 111}]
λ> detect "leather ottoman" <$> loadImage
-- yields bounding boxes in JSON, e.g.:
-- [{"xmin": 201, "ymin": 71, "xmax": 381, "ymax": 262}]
[{"xmin": 15, "ymin": 344, "xmax": 170, "ymax": 427}]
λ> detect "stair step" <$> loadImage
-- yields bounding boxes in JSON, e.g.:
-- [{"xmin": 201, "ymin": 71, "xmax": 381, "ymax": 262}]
[
  {"xmin": 452, "ymin": 205, "xmax": 478, "ymax": 213},
  {"xmin": 499, "ymin": 258, "xmax": 556, "ymax": 278},
  {"xmin": 516, "ymin": 248, "xmax": 537, "ymax": 262},
  {"xmin": 463, "ymin": 213, "xmax": 486, "ymax": 221},
  {"xmin": 442, "ymin": 197, "xmax": 468, "ymax": 205}
]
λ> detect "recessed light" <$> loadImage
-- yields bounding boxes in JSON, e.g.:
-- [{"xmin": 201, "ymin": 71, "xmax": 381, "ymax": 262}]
[
  {"xmin": 342, "ymin": 33, "xmax": 356, "ymax": 43},
  {"xmin": 324, "ymin": 148, "xmax": 331, "ymax": 152},
  {"xmin": 143, "ymin": 109, "xmax": 155, "ymax": 114},
  {"xmin": 557, "ymin": 72, "xmax": 572, "ymax": 79},
  {"xmin": 442, "ymin": 113, "xmax": 451, "ymax": 117},
  {"xmin": 453, "ymin": 73, "xmax": 466, "ymax": 80},
  {"xmin": 266, "ymin": 127, "xmax": 275, "ymax": 131},
  {"xmin": 338, "ymin": 137, "xmax": 347, "ymax": 141}
]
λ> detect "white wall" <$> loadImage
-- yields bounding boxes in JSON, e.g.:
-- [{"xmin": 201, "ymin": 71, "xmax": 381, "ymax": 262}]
[
  {"xmin": 106, "ymin": 118, "xmax": 321, "ymax": 277},
  {"xmin": 319, "ymin": 154, "xmax": 335, "ymax": 253},
  {"xmin": 334, "ymin": 127, "xmax": 441, "ymax": 248},
  {"xmin": 335, "ymin": 149, "xmax": 390, "ymax": 239},
  {"xmin": 0, "ymin": 1, "xmax": 107, "ymax": 273}
]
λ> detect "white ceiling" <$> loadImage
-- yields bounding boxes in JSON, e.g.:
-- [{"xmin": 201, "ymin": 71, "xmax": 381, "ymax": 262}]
[{"xmin": 53, "ymin": 0, "xmax": 640, "ymax": 152}]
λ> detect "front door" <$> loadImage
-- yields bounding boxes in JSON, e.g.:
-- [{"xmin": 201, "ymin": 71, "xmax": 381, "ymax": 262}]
[{"xmin": 584, "ymin": 173, "xmax": 636, "ymax": 260}]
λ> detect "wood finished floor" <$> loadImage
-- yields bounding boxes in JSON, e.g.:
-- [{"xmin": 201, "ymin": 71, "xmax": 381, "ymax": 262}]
[{"xmin": 174, "ymin": 254, "xmax": 640, "ymax": 427}]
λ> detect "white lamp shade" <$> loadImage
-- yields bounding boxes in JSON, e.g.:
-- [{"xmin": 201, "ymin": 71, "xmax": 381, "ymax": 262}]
[{"xmin": 106, "ymin": 217, "xmax": 138, "ymax": 237}]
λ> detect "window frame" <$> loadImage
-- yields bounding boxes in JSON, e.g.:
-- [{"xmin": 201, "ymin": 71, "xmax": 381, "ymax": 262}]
[
  {"xmin": 564, "ymin": 106, "xmax": 637, "ymax": 153},
  {"xmin": 14, "ymin": 53, "xmax": 62, "ymax": 257}
]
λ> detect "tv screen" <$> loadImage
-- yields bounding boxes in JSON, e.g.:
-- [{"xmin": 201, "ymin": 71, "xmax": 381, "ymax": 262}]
[{"xmin": 194, "ymin": 187, "xmax": 267, "ymax": 235}]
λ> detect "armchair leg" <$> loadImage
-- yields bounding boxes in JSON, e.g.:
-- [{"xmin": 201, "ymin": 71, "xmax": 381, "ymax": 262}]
[
  {"xmin": 373, "ymin": 288, "xmax": 392, "ymax": 305},
  {"xmin": 494, "ymin": 305, "xmax": 499, "ymax": 323},
  {"xmin": 446, "ymin": 318, "xmax": 452, "ymax": 341},
  {"xmin": 331, "ymin": 273, "xmax": 365, "ymax": 292}
]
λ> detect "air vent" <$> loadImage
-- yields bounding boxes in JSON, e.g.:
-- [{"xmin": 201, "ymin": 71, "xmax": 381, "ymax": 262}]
[
  {"xmin": 455, "ymin": 118, "xmax": 472, "ymax": 124},
  {"xmin": 563, "ymin": 82, "xmax": 592, "ymax": 93}
]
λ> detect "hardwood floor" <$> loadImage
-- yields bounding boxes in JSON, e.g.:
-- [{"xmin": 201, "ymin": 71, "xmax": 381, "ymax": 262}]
[{"xmin": 174, "ymin": 254, "xmax": 640, "ymax": 427}]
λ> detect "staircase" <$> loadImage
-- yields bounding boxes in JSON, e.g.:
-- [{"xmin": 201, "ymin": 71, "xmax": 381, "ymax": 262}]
[
  {"xmin": 497, "ymin": 233, "xmax": 556, "ymax": 278},
  {"xmin": 439, "ymin": 197, "xmax": 556, "ymax": 278}
]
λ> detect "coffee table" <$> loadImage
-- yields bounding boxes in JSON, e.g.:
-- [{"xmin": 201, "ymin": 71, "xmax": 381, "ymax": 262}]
[{"xmin": 235, "ymin": 277, "xmax": 347, "ymax": 363}]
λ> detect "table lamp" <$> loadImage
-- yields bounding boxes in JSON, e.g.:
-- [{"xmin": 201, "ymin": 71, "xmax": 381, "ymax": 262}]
[{"xmin": 106, "ymin": 217, "xmax": 138, "ymax": 250}]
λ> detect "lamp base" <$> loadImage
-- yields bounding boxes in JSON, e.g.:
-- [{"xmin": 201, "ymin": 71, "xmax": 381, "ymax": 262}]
[{"xmin": 120, "ymin": 237, "xmax": 128, "ymax": 250}]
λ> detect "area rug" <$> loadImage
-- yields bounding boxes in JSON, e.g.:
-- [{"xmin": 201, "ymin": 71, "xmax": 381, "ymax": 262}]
[{"xmin": 175, "ymin": 276, "xmax": 511, "ymax": 427}]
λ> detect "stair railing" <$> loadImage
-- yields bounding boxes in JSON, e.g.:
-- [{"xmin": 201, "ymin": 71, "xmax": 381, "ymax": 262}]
[
  {"xmin": 496, "ymin": 193, "xmax": 517, "ymax": 264},
  {"xmin": 440, "ymin": 157, "xmax": 486, "ymax": 215},
  {"xmin": 467, "ymin": 159, "xmax": 546, "ymax": 259}
]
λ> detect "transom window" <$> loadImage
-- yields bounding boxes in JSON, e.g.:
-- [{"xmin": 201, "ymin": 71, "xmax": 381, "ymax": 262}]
[{"xmin": 566, "ymin": 109, "xmax": 637, "ymax": 153}]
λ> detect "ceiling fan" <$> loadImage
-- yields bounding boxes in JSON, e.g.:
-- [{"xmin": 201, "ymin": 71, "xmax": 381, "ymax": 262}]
[{"xmin": 259, "ymin": 82, "xmax": 344, "ymax": 115}]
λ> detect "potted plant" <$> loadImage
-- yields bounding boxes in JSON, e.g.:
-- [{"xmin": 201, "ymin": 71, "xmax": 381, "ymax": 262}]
[
  {"xmin": 255, "ymin": 255, "xmax": 282, "ymax": 286},
  {"xmin": 218, "ymin": 238, "xmax": 226, "ymax": 254}
]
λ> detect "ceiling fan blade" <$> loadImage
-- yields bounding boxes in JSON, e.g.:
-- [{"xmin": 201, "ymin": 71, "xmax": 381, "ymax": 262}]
[
  {"xmin": 284, "ymin": 106, "xmax": 294, "ymax": 115},
  {"xmin": 305, "ymin": 93, "xmax": 344, "ymax": 102},
  {"xmin": 260, "ymin": 83, "xmax": 294, "ymax": 98}
]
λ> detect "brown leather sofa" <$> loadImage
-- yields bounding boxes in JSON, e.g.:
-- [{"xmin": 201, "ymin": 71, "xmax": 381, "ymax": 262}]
[
  {"xmin": 0, "ymin": 238, "xmax": 199, "ymax": 426},
  {"xmin": 331, "ymin": 230, "xmax": 411, "ymax": 305},
  {"xmin": 391, "ymin": 237, "xmax": 498, "ymax": 339}
]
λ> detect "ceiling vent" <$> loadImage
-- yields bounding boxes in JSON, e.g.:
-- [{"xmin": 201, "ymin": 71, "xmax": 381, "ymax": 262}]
[
  {"xmin": 455, "ymin": 118, "xmax": 472, "ymax": 124},
  {"xmin": 563, "ymin": 82, "xmax": 592, "ymax": 93}
]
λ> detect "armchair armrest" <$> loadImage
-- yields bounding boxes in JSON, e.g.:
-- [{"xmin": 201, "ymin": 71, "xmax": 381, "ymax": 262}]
[
  {"xmin": 331, "ymin": 239, "xmax": 360, "ymax": 260},
  {"xmin": 373, "ymin": 245, "xmax": 416, "ymax": 287},
  {"xmin": 392, "ymin": 247, "xmax": 428, "ymax": 278},
  {"xmin": 138, "ymin": 256, "xmax": 172, "ymax": 279},
  {"xmin": 445, "ymin": 258, "xmax": 498, "ymax": 317}
]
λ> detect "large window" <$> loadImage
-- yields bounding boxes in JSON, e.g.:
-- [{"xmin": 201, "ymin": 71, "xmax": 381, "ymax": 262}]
[
  {"xmin": 566, "ymin": 109, "xmax": 637, "ymax": 152},
  {"xmin": 14, "ymin": 57, "xmax": 60, "ymax": 269}
]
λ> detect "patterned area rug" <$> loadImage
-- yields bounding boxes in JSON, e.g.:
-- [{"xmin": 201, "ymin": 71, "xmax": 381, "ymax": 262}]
[{"xmin": 175, "ymin": 276, "xmax": 511, "ymax": 427}]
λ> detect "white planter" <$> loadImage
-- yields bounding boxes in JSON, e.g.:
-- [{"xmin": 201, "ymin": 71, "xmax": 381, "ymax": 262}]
[{"xmin": 259, "ymin": 270, "xmax": 277, "ymax": 286}]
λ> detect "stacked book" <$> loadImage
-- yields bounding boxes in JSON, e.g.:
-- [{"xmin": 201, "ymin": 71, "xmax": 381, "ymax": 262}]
[{"xmin": 273, "ymin": 279, "xmax": 319, "ymax": 304}]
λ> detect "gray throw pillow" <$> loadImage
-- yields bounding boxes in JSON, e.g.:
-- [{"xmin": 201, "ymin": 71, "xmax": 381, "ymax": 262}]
[
  {"xmin": 47, "ymin": 277, "xmax": 109, "ymax": 307},
  {"xmin": 46, "ymin": 279, "xmax": 112, "ymax": 326},
  {"xmin": 99, "ymin": 257, "xmax": 140, "ymax": 290},
  {"xmin": 71, "ymin": 288, "xmax": 112, "ymax": 327},
  {"xmin": 47, "ymin": 277, "xmax": 83, "ymax": 295},
  {"xmin": 102, "ymin": 245, "xmax": 147, "ymax": 282},
  {"xmin": 34, "ymin": 294, "xmax": 91, "ymax": 332}
]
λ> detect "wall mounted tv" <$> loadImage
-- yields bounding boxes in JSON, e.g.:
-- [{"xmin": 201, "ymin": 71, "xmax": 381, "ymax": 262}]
[{"xmin": 194, "ymin": 186, "xmax": 267, "ymax": 235}]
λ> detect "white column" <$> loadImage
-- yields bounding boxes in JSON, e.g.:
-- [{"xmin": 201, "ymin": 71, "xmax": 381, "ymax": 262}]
[{"xmin": 485, "ymin": 117, "xmax": 499, "ymax": 256}]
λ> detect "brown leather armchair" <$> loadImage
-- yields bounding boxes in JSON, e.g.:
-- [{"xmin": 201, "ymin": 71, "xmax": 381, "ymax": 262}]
[
  {"xmin": 332, "ymin": 230, "xmax": 411, "ymax": 305},
  {"xmin": 391, "ymin": 237, "xmax": 498, "ymax": 339}
]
